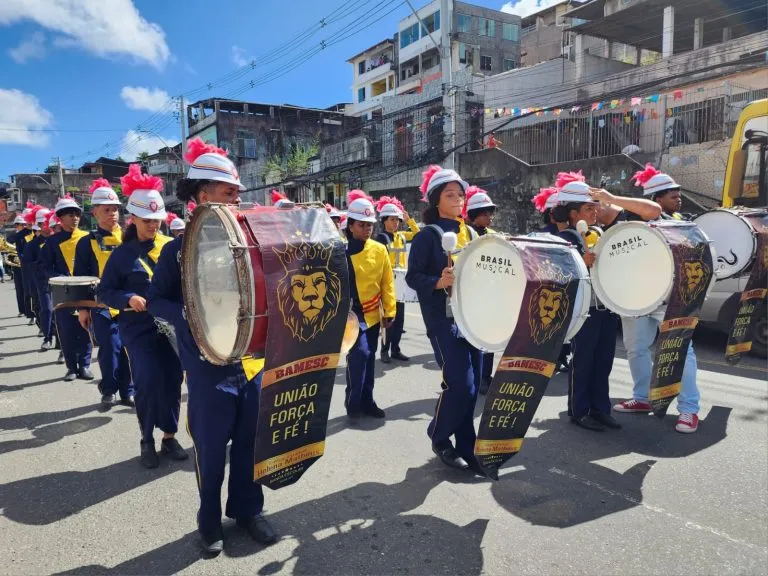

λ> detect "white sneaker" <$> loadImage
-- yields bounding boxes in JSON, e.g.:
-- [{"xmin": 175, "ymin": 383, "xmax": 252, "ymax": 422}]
[{"xmin": 675, "ymin": 413, "xmax": 699, "ymax": 434}]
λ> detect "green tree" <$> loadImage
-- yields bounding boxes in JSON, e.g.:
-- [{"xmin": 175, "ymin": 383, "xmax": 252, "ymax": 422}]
[{"xmin": 137, "ymin": 151, "xmax": 150, "ymax": 162}]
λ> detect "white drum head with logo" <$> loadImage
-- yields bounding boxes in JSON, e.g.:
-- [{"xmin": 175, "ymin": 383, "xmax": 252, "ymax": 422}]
[
  {"xmin": 693, "ymin": 209, "xmax": 756, "ymax": 279},
  {"xmin": 591, "ymin": 222, "xmax": 674, "ymax": 317},
  {"xmin": 451, "ymin": 235, "xmax": 526, "ymax": 352}
]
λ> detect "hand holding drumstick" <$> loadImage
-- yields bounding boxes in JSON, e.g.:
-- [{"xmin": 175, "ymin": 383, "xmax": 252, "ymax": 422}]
[{"xmin": 576, "ymin": 220, "xmax": 596, "ymax": 268}]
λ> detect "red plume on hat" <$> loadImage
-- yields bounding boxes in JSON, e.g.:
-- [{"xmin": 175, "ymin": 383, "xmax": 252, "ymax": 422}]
[
  {"xmin": 165, "ymin": 211, "xmax": 178, "ymax": 226},
  {"xmin": 120, "ymin": 164, "xmax": 163, "ymax": 196},
  {"xmin": 419, "ymin": 165, "xmax": 442, "ymax": 202},
  {"xmin": 271, "ymin": 189, "xmax": 287, "ymax": 204},
  {"xmin": 554, "ymin": 170, "xmax": 585, "ymax": 190},
  {"xmin": 186, "ymin": 200, "xmax": 197, "ymax": 213},
  {"xmin": 24, "ymin": 204, "xmax": 43, "ymax": 224},
  {"xmin": 25, "ymin": 200, "xmax": 34, "ymax": 210},
  {"xmin": 184, "ymin": 137, "xmax": 228, "ymax": 164},
  {"xmin": 532, "ymin": 187, "xmax": 558, "ymax": 212},
  {"xmin": 88, "ymin": 178, "xmax": 112, "ymax": 194},
  {"xmin": 325, "ymin": 203, "xmax": 333, "ymax": 213},
  {"xmin": 462, "ymin": 186, "xmax": 487, "ymax": 218},
  {"xmin": 347, "ymin": 189, "xmax": 373, "ymax": 204},
  {"xmin": 632, "ymin": 163, "xmax": 661, "ymax": 187},
  {"xmin": 375, "ymin": 195, "xmax": 403, "ymax": 213}
]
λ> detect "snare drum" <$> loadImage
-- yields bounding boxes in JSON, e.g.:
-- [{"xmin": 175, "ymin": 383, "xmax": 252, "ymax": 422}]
[
  {"xmin": 394, "ymin": 268, "xmax": 418, "ymax": 303},
  {"xmin": 450, "ymin": 234, "xmax": 589, "ymax": 352},
  {"xmin": 49, "ymin": 276, "xmax": 100, "ymax": 310},
  {"xmin": 693, "ymin": 208, "xmax": 768, "ymax": 279}
]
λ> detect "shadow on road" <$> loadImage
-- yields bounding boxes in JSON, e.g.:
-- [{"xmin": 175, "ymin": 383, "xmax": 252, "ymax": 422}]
[
  {"xmin": 0, "ymin": 403, "xmax": 103, "ymax": 431},
  {"xmin": 0, "ymin": 416, "xmax": 111, "ymax": 455}
]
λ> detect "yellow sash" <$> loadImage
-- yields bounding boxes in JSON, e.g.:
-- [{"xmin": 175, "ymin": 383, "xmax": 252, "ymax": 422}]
[
  {"xmin": 59, "ymin": 229, "xmax": 89, "ymax": 275},
  {"xmin": 136, "ymin": 234, "xmax": 172, "ymax": 278},
  {"xmin": 24, "ymin": 232, "xmax": 34, "ymax": 243},
  {"xmin": 241, "ymin": 356, "xmax": 265, "ymax": 380},
  {"xmin": 91, "ymin": 230, "xmax": 123, "ymax": 317}
]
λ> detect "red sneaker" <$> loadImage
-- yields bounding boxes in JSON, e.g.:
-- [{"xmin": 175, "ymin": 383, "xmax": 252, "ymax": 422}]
[
  {"xmin": 675, "ymin": 413, "xmax": 699, "ymax": 434},
  {"xmin": 613, "ymin": 399, "xmax": 652, "ymax": 413}
]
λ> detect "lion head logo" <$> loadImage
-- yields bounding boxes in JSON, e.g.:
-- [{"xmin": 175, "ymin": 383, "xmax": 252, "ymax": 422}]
[
  {"xmin": 274, "ymin": 242, "xmax": 341, "ymax": 342},
  {"xmin": 527, "ymin": 258, "xmax": 571, "ymax": 345},
  {"xmin": 677, "ymin": 245, "xmax": 711, "ymax": 306}
]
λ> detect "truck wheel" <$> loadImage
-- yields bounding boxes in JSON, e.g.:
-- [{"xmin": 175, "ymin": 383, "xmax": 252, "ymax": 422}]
[{"xmin": 751, "ymin": 315, "xmax": 768, "ymax": 359}]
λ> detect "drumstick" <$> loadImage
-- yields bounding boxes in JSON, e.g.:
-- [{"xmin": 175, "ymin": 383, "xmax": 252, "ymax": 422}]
[
  {"xmin": 576, "ymin": 220, "xmax": 589, "ymax": 249},
  {"xmin": 441, "ymin": 232, "xmax": 458, "ymax": 297}
]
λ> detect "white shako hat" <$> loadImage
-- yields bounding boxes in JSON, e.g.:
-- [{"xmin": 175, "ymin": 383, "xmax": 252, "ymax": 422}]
[
  {"xmin": 554, "ymin": 170, "xmax": 597, "ymax": 204},
  {"xmin": 89, "ymin": 178, "xmax": 121, "ymax": 206},
  {"xmin": 420, "ymin": 165, "xmax": 468, "ymax": 202},
  {"xmin": 340, "ymin": 214, "xmax": 348, "ymax": 230},
  {"xmin": 13, "ymin": 214, "xmax": 26, "ymax": 225},
  {"xmin": 34, "ymin": 208, "xmax": 52, "ymax": 230},
  {"xmin": 325, "ymin": 204, "xmax": 342, "ymax": 219},
  {"xmin": 170, "ymin": 217, "xmax": 186, "ymax": 231},
  {"xmin": 121, "ymin": 164, "xmax": 167, "ymax": 220},
  {"xmin": 633, "ymin": 163, "xmax": 680, "ymax": 197},
  {"xmin": 184, "ymin": 137, "xmax": 245, "ymax": 191},
  {"xmin": 375, "ymin": 196, "xmax": 404, "ymax": 219},
  {"xmin": 465, "ymin": 186, "xmax": 495, "ymax": 212},
  {"xmin": 54, "ymin": 194, "xmax": 83, "ymax": 215},
  {"xmin": 346, "ymin": 190, "xmax": 377, "ymax": 223},
  {"xmin": 271, "ymin": 190, "xmax": 292, "ymax": 208}
]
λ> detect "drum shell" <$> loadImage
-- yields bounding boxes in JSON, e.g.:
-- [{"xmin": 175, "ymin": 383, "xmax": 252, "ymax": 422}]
[
  {"xmin": 693, "ymin": 208, "xmax": 768, "ymax": 280},
  {"xmin": 49, "ymin": 278, "xmax": 99, "ymax": 309},
  {"xmin": 235, "ymin": 212, "xmax": 269, "ymax": 357}
]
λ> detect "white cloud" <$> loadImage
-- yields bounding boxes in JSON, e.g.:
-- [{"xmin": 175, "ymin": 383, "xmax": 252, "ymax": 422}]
[
  {"xmin": 0, "ymin": 0, "xmax": 170, "ymax": 68},
  {"xmin": 0, "ymin": 88, "xmax": 53, "ymax": 147},
  {"xmin": 501, "ymin": 0, "xmax": 562, "ymax": 18},
  {"xmin": 119, "ymin": 130, "xmax": 179, "ymax": 161},
  {"xmin": 231, "ymin": 45, "xmax": 251, "ymax": 67},
  {"xmin": 9, "ymin": 31, "xmax": 46, "ymax": 63},
  {"xmin": 120, "ymin": 86, "xmax": 171, "ymax": 112}
]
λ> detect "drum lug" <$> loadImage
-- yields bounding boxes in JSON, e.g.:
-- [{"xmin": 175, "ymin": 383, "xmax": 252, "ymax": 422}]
[{"xmin": 229, "ymin": 243, "xmax": 248, "ymax": 259}]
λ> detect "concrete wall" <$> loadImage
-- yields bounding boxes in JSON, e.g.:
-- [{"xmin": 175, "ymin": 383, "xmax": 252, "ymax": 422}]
[{"xmin": 661, "ymin": 139, "xmax": 731, "ymax": 203}]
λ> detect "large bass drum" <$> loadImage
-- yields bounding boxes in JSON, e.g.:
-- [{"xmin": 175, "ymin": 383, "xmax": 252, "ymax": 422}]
[
  {"xmin": 693, "ymin": 208, "xmax": 768, "ymax": 279},
  {"xmin": 450, "ymin": 234, "xmax": 590, "ymax": 352}
]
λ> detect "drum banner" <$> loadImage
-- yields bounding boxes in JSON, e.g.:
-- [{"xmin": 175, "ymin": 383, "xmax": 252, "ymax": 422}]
[
  {"xmin": 650, "ymin": 224, "xmax": 714, "ymax": 417},
  {"xmin": 726, "ymin": 221, "xmax": 768, "ymax": 364},
  {"xmin": 245, "ymin": 207, "xmax": 350, "ymax": 489},
  {"xmin": 475, "ymin": 245, "xmax": 579, "ymax": 478}
]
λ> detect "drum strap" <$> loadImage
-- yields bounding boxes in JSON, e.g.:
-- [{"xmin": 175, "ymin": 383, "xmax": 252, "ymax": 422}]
[{"xmin": 136, "ymin": 255, "xmax": 156, "ymax": 278}]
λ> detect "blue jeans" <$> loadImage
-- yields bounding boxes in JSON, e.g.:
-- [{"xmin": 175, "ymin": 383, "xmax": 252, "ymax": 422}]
[{"xmin": 621, "ymin": 310, "xmax": 700, "ymax": 414}]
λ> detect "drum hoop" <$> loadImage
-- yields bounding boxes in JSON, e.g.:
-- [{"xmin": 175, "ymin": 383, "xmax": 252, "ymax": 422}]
[
  {"xmin": 591, "ymin": 221, "xmax": 675, "ymax": 317},
  {"xmin": 49, "ymin": 276, "xmax": 100, "ymax": 286},
  {"xmin": 694, "ymin": 209, "xmax": 758, "ymax": 279},
  {"xmin": 181, "ymin": 204, "xmax": 256, "ymax": 366}
]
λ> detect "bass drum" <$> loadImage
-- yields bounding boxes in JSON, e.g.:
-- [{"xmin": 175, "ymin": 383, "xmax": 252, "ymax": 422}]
[
  {"xmin": 450, "ymin": 234, "xmax": 589, "ymax": 353},
  {"xmin": 693, "ymin": 208, "xmax": 768, "ymax": 279},
  {"xmin": 394, "ymin": 268, "xmax": 418, "ymax": 303}
]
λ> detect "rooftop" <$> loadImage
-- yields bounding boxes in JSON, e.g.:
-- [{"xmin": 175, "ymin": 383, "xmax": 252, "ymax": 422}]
[{"xmin": 346, "ymin": 39, "xmax": 394, "ymax": 63}]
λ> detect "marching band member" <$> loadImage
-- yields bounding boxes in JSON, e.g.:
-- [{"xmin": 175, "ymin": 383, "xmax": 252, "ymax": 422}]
[
  {"xmin": 40, "ymin": 195, "xmax": 93, "ymax": 382},
  {"xmin": 168, "ymin": 213, "xmax": 186, "ymax": 238},
  {"xmin": 344, "ymin": 190, "xmax": 396, "ymax": 421},
  {"xmin": 532, "ymin": 187, "xmax": 565, "ymax": 235},
  {"xmin": 374, "ymin": 195, "xmax": 418, "ymax": 364},
  {"xmin": 8, "ymin": 214, "xmax": 28, "ymax": 316},
  {"xmin": 326, "ymin": 203, "xmax": 343, "ymax": 230},
  {"xmin": 552, "ymin": 171, "xmax": 620, "ymax": 432},
  {"xmin": 613, "ymin": 165, "xmax": 701, "ymax": 433},
  {"xmin": 18, "ymin": 203, "xmax": 38, "ymax": 325},
  {"xmin": 74, "ymin": 179, "xmax": 134, "ymax": 408},
  {"xmin": 463, "ymin": 186, "xmax": 497, "ymax": 394},
  {"xmin": 271, "ymin": 189, "xmax": 291, "ymax": 208},
  {"xmin": 96, "ymin": 165, "xmax": 187, "ymax": 467},
  {"xmin": 42, "ymin": 212, "xmax": 65, "ymax": 364},
  {"xmin": 148, "ymin": 138, "xmax": 277, "ymax": 554},
  {"xmin": 406, "ymin": 165, "xmax": 483, "ymax": 474},
  {"xmin": 25, "ymin": 207, "xmax": 51, "ymax": 341}
]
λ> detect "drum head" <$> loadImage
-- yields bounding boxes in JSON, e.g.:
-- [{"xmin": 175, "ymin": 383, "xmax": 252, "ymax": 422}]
[
  {"xmin": 451, "ymin": 235, "xmax": 526, "ymax": 352},
  {"xmin": 565, "ymin": 255, "xmax": 591, "ymax": 342},
  {"xmin": 49, "ymin": 276, "xmax": 99, "ymax": 286},
  {"xmin": 693, "ymin": 210, "xmax": 755, "ymax": 279},
  {"xmin": 182, "ymin": 205, "xmax": 254, "ymax": 365},
  {"xmin": 592, "ymin": 222, "xmax": 674, "ymax": 317}
]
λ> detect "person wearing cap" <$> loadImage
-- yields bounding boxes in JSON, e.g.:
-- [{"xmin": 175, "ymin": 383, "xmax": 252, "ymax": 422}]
[
  {"xmin": 39, "ymin": 195, "xmax": 93, "ymax": 382},
  {"xmin": 373, "ymin": 195, "xmax": 419, "ymax": 364},
  {"xmin": 7, "ymin": 214, "xmax": 29, "ymax": 316},
  {"xmin": 326, "ymin": 203, "xmax": 346, "ymax": 243},
  {"xmin": 35, "ymin": 211, "xmax": 65, "ymax": 361},
  {"xmin": 147, "ymin": 137, "xmax": 277, "ymax": 554},
  {"xmin": 343, "ymin": 190, "xmax": 396, "ymax": 422},
  {"xmin": 167, "ymin": 213, "xmax": 186, "ymax": 238},
  {"xmin": 25, "ymin": 207, "xmax": 52, "ymax": 341},
  {"xmin": 550, "ymin": 171, "xmax": 621, "ymax": 433},
  {"xmin": 97, "ymin": 165, "xmax": 187, "ymax": 467},
  {"xmin": 270, "ymin": 189, "xmax": 292, "ymax": 208},
  {"xmin": 406, "ymin": 165, "xmax": 485, "ymax": 475},
  {"xmin": 532, "ymin": 187, "xmax": 566, "ymax": 235},
  {"xmin": 17, "ymin": 204, "xmax": 39, "ymax": 324},
  {"xmin": 74, "ymin": 179, "xmax": 134, "ymax": 408},
  {"xmin": 613, "ymin": 164, "xmax": 701, "ymax": 433}
]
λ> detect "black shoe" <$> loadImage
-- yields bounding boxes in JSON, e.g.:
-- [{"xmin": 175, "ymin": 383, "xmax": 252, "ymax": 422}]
[
  {"xmin": 101, "ymin": 394, "xmax": 115, "ymax": 407},
  {"xmin": 570, "ymin": 415, "xmax": 605, "ymax": 432},
  {"xmin": 161, "ymin": 437, "xmax": 189, "ymax": 461},
  {"xmin": 432, "ymin": 444, "xmax": 469, "ymax": 470},
  {"xmin": 40, "ymin": 340, "xmax": 54, "ymax": 351},
  {"xmin": 18, "ymin": 313, "xmax": 24, "ymax": 317},
  {"xmin": 56, "ymin": 352, "xmax": 65, "ymax": 365},
  {"xmin": 79, "ymin": 367, "xmax": 95, "ymax": 380},
  {"xmin": 391, "ymin": 351, "xmax": 410, "ymax": 362},
  {"xmin": 362, "ymin": 404, "xmax": 386, "ymax": 419},
  {"xmin": 479, "ymin": 377, "xmax": 491, "ymax": 395},
  {"xmin": 27, "ymin": 318, "xmax": 34, "ymax": 325},
  {"xmin": 380, "ymin": 350, "xmax": 391, "ymax": 364},
  {"xmin": 63, "ymin": 370, "xmax": 77, "ymax": 382},
  {"xmin": 590, "ymin": 411, "xmax": 622, "ymax": 429},
  {"xmin": 37, "ymin": 330, "xmax": 43, "ymax": 337},
  {"xmin": 140, "ymin": 441, "xmax": 160, "ymax": 469},
  {"xmin": 199, "ymin": 531, "xmax": 224, "ymax": 556},
  {"xmin": 237, "ymin": 514, "xmax": 278, "ymax": 545},
  {"xmin": 466, "ymin": 457, "xmax": 491, "ymax": 479},
  {"xmin": 120, "ymin": 395, "xmax": 136, "ymax": 407}
]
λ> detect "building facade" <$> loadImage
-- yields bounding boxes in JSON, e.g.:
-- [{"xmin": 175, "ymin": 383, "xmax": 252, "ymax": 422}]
[{"xmin": 347, "ymin": 40, "xmax": 397, "ymax": 119}]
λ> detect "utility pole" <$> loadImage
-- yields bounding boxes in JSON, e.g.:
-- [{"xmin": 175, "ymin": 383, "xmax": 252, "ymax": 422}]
[
  {"xmin": 440, "ymin": 0, "xmax": 455, "ymax": 169},
  {"xmin": 56, "ymin": 156, "xmax": 65, "ymax": 198},
  {"xmin": 179, "ymin": 96, "xmax": 187, "ymax": 158}
]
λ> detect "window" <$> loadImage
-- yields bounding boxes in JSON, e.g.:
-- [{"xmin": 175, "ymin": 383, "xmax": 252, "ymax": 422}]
[
  {"xmin": 480, "ymin": 55, "xmax": 492, "ymax": 71},
  {"xmin": 400, "ymin": 22, "xmax": 420, "ymax": 48},
  {"xmin": 456, "ymin": 13, "xmax": 472, "ymax": 33},
  {"xmin": 503, "ymin": 58, "xmax": 517, "ymax": 71},
  {"xmin": 422, "ymin": 10, "xmax": 440, "ymax": 35},
  {"xmin": 358, "ymin": 60, "xmax": 366, "ymax": 75},
  {"xmin": 358, "ymin": 87, "xmax": 365, "ymax": 103},
  {"xmin": 459, "ymin": 43, "xmax": 473, "ymax": 65},
  {"xmin": 478, "ymin": 17, "xmax": 495, "ymax": 37},
  {"xmin": 502, "ymin": 22, "xmax": 519, "ymax": 41}
]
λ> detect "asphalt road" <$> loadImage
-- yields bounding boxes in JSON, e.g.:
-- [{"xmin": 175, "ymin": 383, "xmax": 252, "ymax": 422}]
[{"xmin": 1, "ymin": 281, "xmax": 766, "ymax": 575}]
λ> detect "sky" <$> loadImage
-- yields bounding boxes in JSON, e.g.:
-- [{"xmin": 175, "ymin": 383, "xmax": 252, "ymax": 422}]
[{"xmin": 0, "ymin": 0, "xmax": 560, "ymax": 182}]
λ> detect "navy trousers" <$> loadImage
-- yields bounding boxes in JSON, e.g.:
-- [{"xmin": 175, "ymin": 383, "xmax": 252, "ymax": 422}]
[
  {"xmin": 55, "ymin": 309, "xmax": 92, "ymax": 372},
  {"xmin": 345, "ymin": 323, "xmax": 381, "ymax": 415},
  {"xmin": 22, "ymin": 265, "xmax": 35, "ymax": 319},
  {"xmin": 382, "ymin": 302, "xmax": 405, "ymax": 355},
  {"xmin": 428, "ymin": 326, "xmax": 482, "ymax": 463},
  {"xmin": 93, "ymin": 312, "xmax": 133, "ymax": 399},
  {"xmin": 124, "ymin": 332, "xmax": 182, "ymax": 442},
  {"xmin": 187, "ymin": 373, "xmax": 265, "ymax": 538},
  {"xmin": 568, "ymin": 308, "xmax": 617, "ymax": 419},
  {"xmin": 482, "ymin": 353, "xmax": 494, "ymax": 380},
  {"xmin": 13, "ymin": 268, "xmax": 25, "ymax": 315},
  {"xmin": 37, "ymin": 288, "xmax": 54, "ymax": 343}
]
